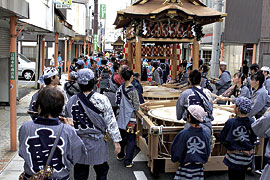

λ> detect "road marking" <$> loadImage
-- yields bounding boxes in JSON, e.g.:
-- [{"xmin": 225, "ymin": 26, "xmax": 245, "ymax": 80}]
[
  {"xmin": 133, "ymin": 171, "xmax": 148, "ymax": 180},
  {"xmin": 133, "ymin": 151, "xmax": 147, "ymax": 162}
]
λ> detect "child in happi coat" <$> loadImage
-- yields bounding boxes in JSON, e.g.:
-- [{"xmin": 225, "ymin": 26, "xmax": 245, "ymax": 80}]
[
  {"xmin": 219, "ymin": 97, "xmax": 257, "ymax": 180},
  {"xmin": 171, "ymin": 105, "xmax": 211, "ymax": 180}
]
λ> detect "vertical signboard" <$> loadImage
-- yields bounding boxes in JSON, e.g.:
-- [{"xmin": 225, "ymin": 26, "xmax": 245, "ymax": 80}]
[
  {"xmin": 100, "ymin": 4, "xmax": 106, "ymax": 19},
  {"xmin": 10, "ymin": 52, "xmax": 15, "ymax": 80},
  {"xmin": 93, "ymin": 35, "xmax": 98, "ymax": 53}
]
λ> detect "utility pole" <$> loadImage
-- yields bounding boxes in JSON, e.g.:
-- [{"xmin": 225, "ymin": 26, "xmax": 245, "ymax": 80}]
[{"xmin": 210, "ymin": 0, "xmax": 223, "ymax": 78}]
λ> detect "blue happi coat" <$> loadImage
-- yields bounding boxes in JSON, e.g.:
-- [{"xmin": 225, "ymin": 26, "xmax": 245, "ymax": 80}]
[
  {"xmin": 215, "ymin": 71, "xmax": 231, "ymax": 95},
  {"xmin": 176, "ymin": 86, "xmax": 213, "ymax": 135},
  {"xmin": 65, "ymin": 91, "xmax": 121, "ymax": 165},
  {"xmin": 116, "ymin": 84, "xmax": 139, "ymax": 130},
  {"xmin": 247, "ymin": 86, "xmax": 270, "ymax": 119},
  {"xmin": 252, "ymin": 111, "xmax": 270, "ymax": 180},
  {"xmin": 19, "ymin": 117, "xmax": 86, "ymax": 179},
  {"xmin": 104, "ymin": 74, "xmax": 120, "ymax": 107},
  {"xmin": 264, "ymin": 76, "xmax": 270, "ymax": 95},
  {"xmin": 171, "ymin": 126, "xmax": 211, "ymax": 180},
  {"xmin": 219, "ymin": 116, "xmax": 256, "ymax": 170}
]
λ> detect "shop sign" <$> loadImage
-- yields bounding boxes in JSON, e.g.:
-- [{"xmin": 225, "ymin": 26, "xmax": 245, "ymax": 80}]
[{"xmin": 55, "ymin": 0, "xmax": 72, "ymax": 9}]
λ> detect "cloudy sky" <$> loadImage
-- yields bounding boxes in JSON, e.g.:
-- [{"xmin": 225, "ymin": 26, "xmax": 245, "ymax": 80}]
[{"xmin": 89, "ymin": 0, "xmax": 132, "ymax": 28}]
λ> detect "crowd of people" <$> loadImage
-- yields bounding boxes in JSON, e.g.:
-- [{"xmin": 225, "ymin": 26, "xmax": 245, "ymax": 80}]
[{"xmin": 17, "ymin": 52, "xmax": 270, "ymax": 180}]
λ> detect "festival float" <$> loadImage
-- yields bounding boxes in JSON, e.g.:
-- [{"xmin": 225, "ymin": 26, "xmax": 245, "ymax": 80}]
[{"xmin": 114, "ymin": 0, "xmax": 264, "ymax": 175}]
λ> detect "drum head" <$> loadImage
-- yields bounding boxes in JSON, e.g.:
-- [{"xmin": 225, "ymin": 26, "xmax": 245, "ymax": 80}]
[{"xmin": 148, "ymin": 106, "xmax": 231, "ymax": 126}]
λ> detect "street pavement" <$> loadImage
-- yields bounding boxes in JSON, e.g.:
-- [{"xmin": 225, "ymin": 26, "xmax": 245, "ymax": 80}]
[
  {"xmin": 0, "ymin": 74, "xmax": 261, "ymax": 180},
  {"xmin": 18, "ymin": 78, "xmax": 35, "ymax": 100}
]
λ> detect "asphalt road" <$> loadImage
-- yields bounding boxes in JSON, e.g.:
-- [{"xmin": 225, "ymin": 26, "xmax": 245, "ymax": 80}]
[
  {"xmin": 74, "ymin": 142, "xmax": 261, "ymax": 180},
  {"xmin": 18, "ymin": 79, "xmax": 35, "ymax": 100}
]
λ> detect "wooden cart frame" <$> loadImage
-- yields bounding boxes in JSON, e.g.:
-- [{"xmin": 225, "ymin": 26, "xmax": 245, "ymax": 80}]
[{"xmin": 136, "ymin": 108, "xmax": 264, "ymax": 175}]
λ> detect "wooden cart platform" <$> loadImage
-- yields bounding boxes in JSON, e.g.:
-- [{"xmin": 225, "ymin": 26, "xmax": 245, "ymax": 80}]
[{"xmin": 135, "ymin": 102, "xmax": 264, "ymax": 175}]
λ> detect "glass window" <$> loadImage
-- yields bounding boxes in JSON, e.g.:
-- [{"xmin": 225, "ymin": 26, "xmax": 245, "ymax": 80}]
[
  {"xmin": 203, "ymin": 50, "xmax": 212, "ymax": 62},
  {"xmin": 19, "ymin": 54, "xmax": 31, "ymax": 63}
]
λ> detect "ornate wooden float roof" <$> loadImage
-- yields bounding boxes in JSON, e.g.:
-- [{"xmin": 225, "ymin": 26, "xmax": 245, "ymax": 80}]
[
  {"xmin": 111, "ymin": 36, "xmax": 124, "ymax": 46},
  {"xmin": 114, "ymin": 0, "xmax": 226, "ymax": 29}
]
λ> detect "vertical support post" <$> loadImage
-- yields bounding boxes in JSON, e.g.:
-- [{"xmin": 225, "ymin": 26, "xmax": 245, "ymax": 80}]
[
  {"xmin": 190, "ymin": 44, "xmax": 193, "ymax": 60},
  {"xmin": 64, "ymin": 39, "xmax": 67, "ymax": 73},
  {"xmin": 193, "ymin": 38, "xmax": 199, "ymax": 70},
  {"xmin": 220, "ymin": 42, "xmax": 224, "ymax": 61},
  {"xmin": 68, "ymin": 38, "xmax": 72, "ymax": 79},
  {"xmin": 41, "ymin": 35, "xmax": 45, "ymax": 71},
  {"xmin": 252, "ymin": 43, "xmax": 257, "ymax": 64},
  {"xmin": 41, "ymin": 35, "xmax": 45, "ymax": 88},
  {"xmin": 211, "ymin": 0, "xmax": 223, "ymax": 78},
  {"xmin": 84, "ymin": 39, "xmax": 86, "ymax": 56},
  {"xmin": 88, "ymin": 42, "xmax": 90, "ymax": 56},
  {"xmin": 128, "ymin": 42, "xmax": 133, "ymax": 69},
  {"xmin": 9, "ymin": 16, "xmax": 18, "ymax": 151},
  {"xmin": 54, "ymin": 33, "xmax": 59, "ymax": 68},
  {"xmin": 75, "ymin": 44, "xmax": 78, "ymax": 58},
  {"xmin": 80, "ymin": 45, "xmax": 83, "ymax": 55},
  {"xmin": 172, "ymin": 44, "xmax": 177, "ymax": 80},
  {"xmin": 135, "ymin": 38, "xmax": 142, "ymax": 73}
]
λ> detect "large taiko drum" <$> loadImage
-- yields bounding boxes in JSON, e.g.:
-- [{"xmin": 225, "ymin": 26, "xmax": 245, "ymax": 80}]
[
  {"xmin": 143, "ymin": 86, "xmax": 180, "ymax": 100},
  {"xmin": 147, "ymin": 106, "xmax": 231, "ymax": 126},
  {"xmin": 146, "ymin": 106, "xmax": 231, "ymax": 158}
]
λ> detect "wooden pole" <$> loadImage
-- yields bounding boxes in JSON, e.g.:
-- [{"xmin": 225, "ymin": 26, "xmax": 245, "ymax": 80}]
[
  {"xmin": 193, "ymin": 38, "xmax": 199, "ymax": 70},
  {"xmin": 128, "ymin": 42, "xmax": 133, "ymax": 69},
  {"xmin": 172, "ymin": 44, "xmax": 177, "ymax": 80},
  {"xmin": 54, "ymin": 33, "xmax": 59, "ymax": 68},
  {"xmin": 252, "ymin": 43, "xmax": 257, "ymax": 64},
  {"xmin": 135, "ymin": 38, "xmax": 142, "ymax": 73},
  {"xmin": 80, "ymin": 45, "xmax": 83, "ymax": 55},
  {"xmin": 9, "ymin": 16, "xmax": 18, "ymax": 151},
  {"xmin": 68, "ymin": 38, "xmax": 72, "ymax": 79},
  {"xmin": 88, "ymin": 42, "xmax": 90, "ymax": 56},
  {"xmin": 190, "ymin": 44, "xmax": 193, "ymax": 60},
  {"xmin": 64, "ymin": 39, "xmax": 67, "ymax": 73},
  {"xmin": 220, "ymin": 42, "xmax": 224, "ymax": 61},
  {"xmin": 84, "ymin": 39, "xmax": 86, "ymax": 56}
]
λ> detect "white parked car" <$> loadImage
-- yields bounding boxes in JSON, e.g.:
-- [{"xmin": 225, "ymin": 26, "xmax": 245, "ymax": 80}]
[{"xmin": 18, "ymin": 53, "xmax": 35, "ymax": 80}]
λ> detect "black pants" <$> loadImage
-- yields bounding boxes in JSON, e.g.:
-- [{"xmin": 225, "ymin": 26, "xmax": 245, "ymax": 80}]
[
  {"xmin": 228, "ymin": 168, "xmax": 245, "ymax": 180},
  {"xmin": 58, "ymin": 67, "xmax": 62, "ymax": 80},
  {"xmin": 74, "ymin": 162, "xmax": 109, "ymax": 180},
  {"xmin": 118, "ymin": 128, "xmax": 136, "ymax": 166}
]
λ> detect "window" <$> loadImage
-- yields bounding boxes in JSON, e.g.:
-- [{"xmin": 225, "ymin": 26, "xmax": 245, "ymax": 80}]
[{"xmin": 202, "ymin": 50, "xmax": 212, "ymax": 62}]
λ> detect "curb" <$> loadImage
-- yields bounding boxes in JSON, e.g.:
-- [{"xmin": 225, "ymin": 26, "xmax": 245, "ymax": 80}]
[{"xmin": 0, "ymin": 151, "xmax": 17, "ymax": 175}]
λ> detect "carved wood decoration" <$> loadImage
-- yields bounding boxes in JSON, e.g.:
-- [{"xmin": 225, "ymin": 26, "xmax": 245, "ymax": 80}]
[{"xmin": 126, "ymin": 20, "xmax": 198, "ymax": 40}]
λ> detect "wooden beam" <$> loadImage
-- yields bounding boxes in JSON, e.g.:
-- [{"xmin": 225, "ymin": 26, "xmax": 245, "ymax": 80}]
[
  {"xmin": 193, "ymin": 38, "xmax": 199, "ymax": 70},
  {"xmin": 141, "ymin": 38, "xmax": 194, "ymax": 43},
  {"xmin": 143, "ymin": 56, "xmax": 172, "ymax": 59},
  {"xmin": 135, "ymin": 38, "xmax": 142, "ymax": 73},
  {"xmin": 252, "ymin": 43, "xmax": 257, "ymax": 64},
  {"xmin": 128, "ymin": 42, "xmax": 133, "ymax": 69},
  {"xmin": 172, "ymin": 44, "xmax": 177, "ymax": 80}
]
